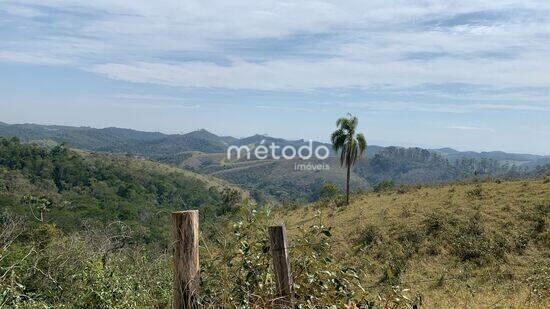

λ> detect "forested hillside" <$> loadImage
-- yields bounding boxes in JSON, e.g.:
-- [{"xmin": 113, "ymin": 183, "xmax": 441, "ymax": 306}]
[
  {"xmin": 0, "ymin": 137, "xmax": 242, "ymax": 242},
  {"xmin": 1, "ymin": 122, "xmax": 549, "ymax": 203},
  {"xmin": 171, "ymin": 147, "xmax": 534, "ymax": 203}
]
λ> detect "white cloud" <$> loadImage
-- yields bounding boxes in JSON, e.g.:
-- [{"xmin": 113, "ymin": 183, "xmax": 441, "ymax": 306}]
[
  {"xmin": 255, "ymin": 105, "xmax": 320, "ymax": 113},
  {"xmin": 472, "ymin": 103, "xmax": 550, "ymax": 112},
  {"xmin": 108, "ymin": 94, "xmax": 184, "ymax": 101},
  {"xmin": 2, "ymin": 4, "xmax": 44, "ymax": 17},
  {"xmin": 0, "ymin": 51, "xmax": 72, "ymax": 65},
  {"xmin": 89, "ymin": 53, "xmax": 550, "ymax": 91},
  {"xmin": 2, "ymin": 0, "xmax": 550, "ymax": 100},
  {"xmin": 446, "ymin": 125, "xmax": 495, "ymax": 132},
  {"xmin": 330, "ymin": 100, "xmax": 550, "ymax": 114}
]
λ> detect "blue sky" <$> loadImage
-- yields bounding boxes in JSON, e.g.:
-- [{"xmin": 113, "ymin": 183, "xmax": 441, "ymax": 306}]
[{"xmin": 1, "ymin": 1, "xmax": 550, "ymax": 154}]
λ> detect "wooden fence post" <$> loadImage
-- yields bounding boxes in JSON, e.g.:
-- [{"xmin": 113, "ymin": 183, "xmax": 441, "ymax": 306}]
[
  {"xmin": 268, "ymin": 225, "xmax": 294, "ymax": 308},
  {"xmin": 171, "ymin": 210, "xmax": 200, "ymax": 309}
]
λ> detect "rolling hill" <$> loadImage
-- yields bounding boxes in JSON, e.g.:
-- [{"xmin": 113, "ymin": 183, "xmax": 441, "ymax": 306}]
[
  {"xmin": 273, "ymin": 179, "xmax": 550, "ymax": 307},
  {"xmin": 0, "ymin": 137, "xmax": 245, "ymax": 242},
  {"xmin": 1, "ymin": 122, "xmax": 549, "ymax": 202},
  {"xmin": 6, "ymin": 122, "xmax": 544, "ymax": 163}
]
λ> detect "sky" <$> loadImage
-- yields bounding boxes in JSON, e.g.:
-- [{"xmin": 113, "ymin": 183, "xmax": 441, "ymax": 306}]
[{"xmin": 1, "ymin": 1, "xmax": 550, "ymax": 154}]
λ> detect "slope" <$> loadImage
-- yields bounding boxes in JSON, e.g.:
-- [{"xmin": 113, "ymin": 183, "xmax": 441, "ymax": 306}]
[
  {"xmin": 0, "ymin": 137, "xmax": 246, "ymax": 242},
  {"xmin": 274, "ymin": 179, "xmax": 550, "ymax": 307}
]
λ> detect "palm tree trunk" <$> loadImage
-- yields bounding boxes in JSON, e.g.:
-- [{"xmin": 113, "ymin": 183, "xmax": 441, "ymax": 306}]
[{"xmin": 346, "ymin": 163, "xmax": 351, "ymax": 205}]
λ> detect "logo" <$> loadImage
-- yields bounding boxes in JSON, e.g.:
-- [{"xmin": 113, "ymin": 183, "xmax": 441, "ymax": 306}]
[{"xmin": 226, "ymin": 140, "xmax": 331, "ymax": 171}]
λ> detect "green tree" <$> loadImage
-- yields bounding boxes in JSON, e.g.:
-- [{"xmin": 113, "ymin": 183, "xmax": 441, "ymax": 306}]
[
  {"xmin": 331, "ymin": 114, "xmax": 367, "ymax": 205},
  {"xmin": 319, "ymin": 182, "xmax": 341, "ymax": 201}
]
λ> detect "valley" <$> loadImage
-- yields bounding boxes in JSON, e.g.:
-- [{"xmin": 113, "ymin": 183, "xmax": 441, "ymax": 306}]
[{"xmin": 1, "ymin": 122, "xmax": 548, "ymax": 203}]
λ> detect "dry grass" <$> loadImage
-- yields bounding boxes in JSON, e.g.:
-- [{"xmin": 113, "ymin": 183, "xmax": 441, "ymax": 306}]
[{"xmin": 274, "ymin": 179, "xmax": 550, "ymax": 307}]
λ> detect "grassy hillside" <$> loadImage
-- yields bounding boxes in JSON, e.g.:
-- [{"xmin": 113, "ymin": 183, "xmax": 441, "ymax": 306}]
[
  {"xmin": 2, "ymin": 177, "xmax": 547, "ymax": 307},
  {"xmin": 165, "ymin": 152, "xmax": 371, "ymax": 202},
  {"xmin": 273, "ymin": 179, "xmax": 550, "ymax": 307},
  {"xmin": 0, "ymin": 137, "xmax": 244, "ymax": 242},
  {"xmin": 168, "ymin": 147, "xmax": 522, "ymax": 202}
]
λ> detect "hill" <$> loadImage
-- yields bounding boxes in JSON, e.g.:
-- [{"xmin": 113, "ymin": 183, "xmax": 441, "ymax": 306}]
[
  {"xmin": 2, "ymin": 176, "xmax": 548, "ymax": 307},
  {"xmin": 432, "ymin": 147, "xmax": 546, "ymax": 167},
  {"xmin": 3, "ymin": 122, "xmax": 545, "ymax": 164},
  {"xmin": 273, "ymin": 179, "xmax": 550, "ymax": 307},
  {"xmin": 0, "ymin": 123, "xmax": 231, "ymax": 156},
  {"xmin": 169, "ymin": 146, "xmax": 525, "ymax": 202},
  {"xmin": 0, "ymin": 137, "xmax": 245, "ymax": 242},
  {"xmin": 1, "ymin": 122, "xmax": 549, "ymax": 202}
]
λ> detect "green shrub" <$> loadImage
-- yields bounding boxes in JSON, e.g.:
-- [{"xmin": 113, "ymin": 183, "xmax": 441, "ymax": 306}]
[
  {"xmin": 333, "ymin": 195, "xmax": 347, "ymax": 207},
  {"xmin": 357, "ymin": 224, "xmax": 380, "ymax": 249},
  {"xmin": 466, "ymin": 184, "xmax": 483, "ymax": 199},
  {"xmin": 319, "ymin": 182, "xmax": 341, "ymax": 201},
  {"xmin": 449, "ymin": 215, "xmax": 510, "ymax": 265},
  {"xmin": 373, "ymin": 180, "xmax": 395, "ymax": 193},
  {"xmin": 423, "ymin": 211, "xmax": 449, "ymax": 236},
  {"xmin": 379, "ymin": 254, "xmax": 409, "ymax": 285},
  {"xmin": 451, "ymin": 233, "xmax": 491, "ymax": 264},
  {"xmin": 395, "ymin": 226, "xmax": 423, "ymax": 254}
]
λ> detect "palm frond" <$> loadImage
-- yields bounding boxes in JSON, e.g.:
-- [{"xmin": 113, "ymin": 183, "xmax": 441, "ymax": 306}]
[
  {"xmin": 331, "ymin": 129, "xmax": 347, "ymax": 151},
  {"xmin": 356, "ymin": 133, "xmax": 367, "ymax": 156},
  {"xmin": 349, "ymin": 141, "xmax": 358, "ymax": 166},
  {"xmin": 349, "ymin": 115, "xmax": 358, "ymax": 132},
  {"xmin": 332, "ymin": 114, "xmax": 367, "ymax": 167}
]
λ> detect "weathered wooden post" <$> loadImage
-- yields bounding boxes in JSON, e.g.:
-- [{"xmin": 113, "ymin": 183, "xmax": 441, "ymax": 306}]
[
  {"xmin": 268, "ymin": 225, "xmax": 294, "ymax": 308},
  {"xmin": 171, "ymin": 210, "xmax": 199, "ymax": 309}
]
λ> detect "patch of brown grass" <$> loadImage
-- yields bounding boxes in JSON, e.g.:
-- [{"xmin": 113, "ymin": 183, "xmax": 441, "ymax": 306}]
[{"xmin": 274, "ymin": 180, "xmax": 550, "ymax": 307}]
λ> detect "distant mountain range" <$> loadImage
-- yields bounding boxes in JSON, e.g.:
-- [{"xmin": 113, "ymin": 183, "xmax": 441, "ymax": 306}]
[
  {"xmin": 0, "ymin": 122, "xmax": 385, "ymax": 158},
  {"xmin": 1, "ymin": 121, "xmax": 547, "ymax": 162},
  {"xmin": 431, "ymin": 147, "xmax": 549, "ymax": 167},
  {"xmin": 1, "ymin": 121, "xmax": 548, "ymax": 202}
]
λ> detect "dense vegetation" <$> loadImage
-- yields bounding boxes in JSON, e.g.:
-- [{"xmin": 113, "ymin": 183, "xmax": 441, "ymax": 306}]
[
  {"xmin": 0, "ymin": 137, "xmax": 240, "ymax": 242},
  {"xmin": 2, "ymin": 178, "xmax": 548, "ymax": 307},
  {"xmin": 1, "ymin": 123, "xmax": 549, "ymax": 307},
  {"xmin": 0, "ymin": 123, "xmax": 229, "ymax": 156},
  {"xmin": 354, "ymin": 146, "xmax": 517, "ymax": 185},
  {"xmin": 181, "ymin": 146, "xmax": 545, "ymax": 203},
  {"xmin": 2, "ymin": 122, "xmax": 549, "ymax": 203}
]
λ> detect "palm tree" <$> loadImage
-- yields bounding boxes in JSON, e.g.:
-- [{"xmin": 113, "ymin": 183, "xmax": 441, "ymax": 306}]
[{"xmin": 331, "ymin": 114, "xmax": 367, "ymax": 205}]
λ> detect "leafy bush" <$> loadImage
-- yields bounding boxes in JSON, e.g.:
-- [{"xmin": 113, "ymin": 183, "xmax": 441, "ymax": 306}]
[
  {"xmin": 318, "ymin": 182, "xmax": 342, "ymax": 201},
  {"xmin": 449, "ymin": 215, "xmax": 509, "ymax": 265},
  {"xmin": 357, "ymin": 224, "xmax": 380, "ymax": 249},
  {"xmin": 1, "ymin": 203, "xmax": 429, "ymax": 308},
  {"xmin": 422, "ymin": 211, "xmax": 453, "ymax": 236},
  {"xmin": 0, "ymin": 220, "xmax": 171, "ymax": 308},
  {"xmin": 200, "ymin": 205, "xmax": 373, "ymax": 306},
  {"xmin": 373, "ymin": 179, "xmax": 395, "ymax": 193},
  {"xmin": 466, "ymin": 184, "xmax": 484, "ymax": 199}
]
